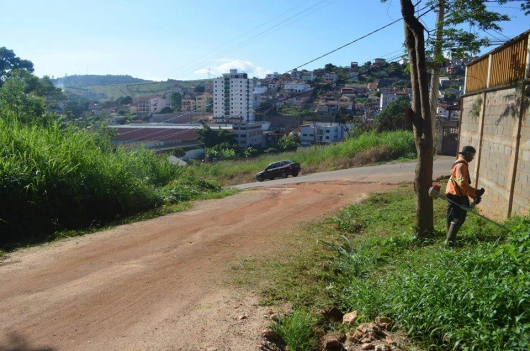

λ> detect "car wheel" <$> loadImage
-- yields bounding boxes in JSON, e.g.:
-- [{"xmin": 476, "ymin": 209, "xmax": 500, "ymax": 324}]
[
  {"xmin": 257, "ymin": 175, "xmax": 264, "ymax": 182},
  {"xmin": 292, "ymin": 172, "xmax": 298, "ymax": 177},
  {"xmin": 281, "ymin": 171, "xmax": 287, "ymax": 178}
]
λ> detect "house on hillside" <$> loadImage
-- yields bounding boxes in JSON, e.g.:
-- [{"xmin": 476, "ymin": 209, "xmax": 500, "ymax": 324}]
[
  {"xmin": 299, "ymin": 122, "xmax": 351, "ymax": 146},
  {"xmin": 283, "ymin": 82, "xmax": 311, "ymax": 93},
  {"xmin": 135, "ymin": 95, "xmax": 167, "ymax": 115},
  {"xmin": 181, "ymin": 94, "xmax": 196, "ymax": 111},
  {"xmin": 195, "ymin": 93, "xmax": 212, "ymax": 112},
  {"xmin": 373, "ymin": 58, "xmax": 386, "ymax": 66}
]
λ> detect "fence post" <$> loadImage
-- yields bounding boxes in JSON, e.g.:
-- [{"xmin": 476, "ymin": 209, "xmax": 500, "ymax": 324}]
[
  {"xmin": 506, "ymin": 85, "xmax": 525, "ymax": 217},
  {"xmin": 474, "ymin": 91, "xmax": 487, "ymax": 191},
  {"xmin": 526, "ymin": 33, "xmax": 530, "ymax": 79}
]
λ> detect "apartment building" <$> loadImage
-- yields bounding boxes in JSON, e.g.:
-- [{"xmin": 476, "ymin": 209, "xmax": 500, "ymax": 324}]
[
  {"xmin": 195, "ymin": 93, "xmax": 212, "ymax": 112},
  {"xmin": 181, "ymin": 94, "xmax": 196, "ymax": 111},
  {"xmin": 379, "ymin": 91, "xmax": 410, "ymax": 110},
  {"xmin": 213, "ymin": 69, "xmax": 254, "ymax": 122},
  {"xmin": 299, "ymin": 123, "xmax": 351, "ymax": 146},
  {"xmin": 135, "ymin": 95, "xmax": 167, "ymax": 115},
  {"xmin": 231, "ymin": 122, "xmax": 265, "ymax": 148}
]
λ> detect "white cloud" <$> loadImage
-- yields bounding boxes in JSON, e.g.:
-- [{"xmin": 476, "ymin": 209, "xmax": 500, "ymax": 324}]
[{"xmin": 194, "ymin": 59, "xmax": 273, "ymax": 79}]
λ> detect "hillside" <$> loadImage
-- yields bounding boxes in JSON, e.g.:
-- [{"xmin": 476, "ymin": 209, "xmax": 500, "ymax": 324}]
[{"xmin": 51, "ymin": 74, "xmax": 212, "ymax": 101}]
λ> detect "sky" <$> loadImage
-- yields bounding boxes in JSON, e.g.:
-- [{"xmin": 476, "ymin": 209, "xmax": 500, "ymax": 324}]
[{"xmin": 2, "ymin": 0, "xmax": 529, "ymax": 81}]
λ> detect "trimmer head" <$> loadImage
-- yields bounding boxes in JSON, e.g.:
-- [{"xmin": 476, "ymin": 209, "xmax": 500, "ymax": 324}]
[{"xmin": 428, "ymin": 185, "xmax": 446, "ymax": 200}]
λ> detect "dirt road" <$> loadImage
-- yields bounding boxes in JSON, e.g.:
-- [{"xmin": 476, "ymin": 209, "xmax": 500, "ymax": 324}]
[{"xmin": 0, "ymin": 180, "xmax": 402, "ymax": 351}]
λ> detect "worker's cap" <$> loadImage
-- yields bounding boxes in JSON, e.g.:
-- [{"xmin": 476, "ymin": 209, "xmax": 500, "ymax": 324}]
[{"xmin": 459, "ymin": 146, "xmax": 476, "ymax": 155}]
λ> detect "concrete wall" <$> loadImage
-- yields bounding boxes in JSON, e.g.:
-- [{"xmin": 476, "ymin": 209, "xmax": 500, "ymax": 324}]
[{"xmin": 460, "ymin": 85, "xmax": 530, "ymax": 220}]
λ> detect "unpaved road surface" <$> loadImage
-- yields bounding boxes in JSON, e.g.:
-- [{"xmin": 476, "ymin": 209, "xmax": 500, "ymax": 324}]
[{"xmin": 0, "ymin": 158, "xmax": 453, "ymax": 351}]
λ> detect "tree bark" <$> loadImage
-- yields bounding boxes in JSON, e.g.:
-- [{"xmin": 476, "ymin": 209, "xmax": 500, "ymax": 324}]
[
  {"xmin": 430, "ymin": 1, "xmax": 445, "ymax": 149},
  {"xmin": 401, "ymin": 0, "xmax": 434, "ymax": 237}
]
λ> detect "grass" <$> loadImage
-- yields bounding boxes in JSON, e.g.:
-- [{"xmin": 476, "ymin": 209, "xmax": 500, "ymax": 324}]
[
  {"xmin": 0, "ymin": 116, "xmax": 228, "ymax": 249},
  {"xmin": 231, "ymin": 185, "xmax": 530, "ymax": 350},
  {"xmin": 64, "ymin": 80, "xmax": 208, "ymax": 101},
  {"xmin": 270, "ymin": 309, "xmax": 317, "ymax": 350},
  {"xmin": 191, "ymin": 130, "xmax": 416, "ymax": 186}
]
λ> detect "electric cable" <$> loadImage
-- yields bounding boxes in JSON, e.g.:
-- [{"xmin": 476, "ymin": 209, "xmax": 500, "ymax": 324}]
[{"xmin": 175, "ymin": 0, "xmax": 338, "ymax": 79}]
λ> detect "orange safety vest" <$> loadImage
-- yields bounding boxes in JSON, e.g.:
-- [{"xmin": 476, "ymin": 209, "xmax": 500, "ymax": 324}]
[{"xmin": 445, "ymin": 156, "xmax": 477, "ymax": 198}]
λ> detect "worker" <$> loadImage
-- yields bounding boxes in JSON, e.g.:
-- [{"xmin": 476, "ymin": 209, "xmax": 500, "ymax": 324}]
[{"xmin": 445, "ymin": 146, "xmax": 485, "ymax": 246}]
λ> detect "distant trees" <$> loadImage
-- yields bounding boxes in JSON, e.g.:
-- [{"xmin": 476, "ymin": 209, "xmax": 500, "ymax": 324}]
[
  {"xmin": 51, "ymin": 74, "xmax": 147, "ymax": 87},
  {"xmin": 116, "ymin": 96, "xmax": 133, "ymax": 105},
  {"xmin": 374, "ymin": 98, "xmax": 412, "ymax": 132},
  {"xmin": 0, "ymin": 47, "xmax": 34, "ymax": 87},
  {"xmin": 276, "ymin": 134, "xmax": 300, "ymax": 151},
  {"xmin": 324, "ymin": 63, "xmax": 337, "ymax": 72},
  {"xmin": 169, "ymin": 92, "xmax": 182, "ymax": 109},
  {"xmin": 63, "ymin": 101, "xmax": 88, "ymax": 119},
  {"xmin": 194, "ymin": 85, "xmax": 205, "ymax": 94},
  {"xmin": 196, "ymin": 125, "xmax": 236, "ymax": 149},
  {"xmin": 0, "ymin": 67, "xmax": 65, "ymax": 125}
]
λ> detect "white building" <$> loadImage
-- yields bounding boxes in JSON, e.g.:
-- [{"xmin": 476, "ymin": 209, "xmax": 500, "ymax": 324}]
[
  {"xmin": 283, "ymin": 82, "xmax": 311, "ymax": 93},
  {"xmin": 299, "ymin": 123, "xmax": 351, "ymax": 146},
  {"xmin": 231, "ymin": 122, "xmax": 266, "ymax": 148},
  {"xmin": 213, "ymin": 69, "xmax": 254, "ymax": 122},
  {"xmin": 265, "ymin": 72, "xmax": 281, "ymax": 80},
  {"xmin": 324, "ymin": 72, "xmax": 338, "ymax": 82},
  {"xmin": 379, "ymin": 93, "xmax": 400, "ymax": 111}
]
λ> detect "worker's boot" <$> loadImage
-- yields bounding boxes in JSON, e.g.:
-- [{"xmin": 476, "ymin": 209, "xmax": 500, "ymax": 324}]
[{"xmin": 444, "ymin": 221, "xmax": 460, "ymax": 246}]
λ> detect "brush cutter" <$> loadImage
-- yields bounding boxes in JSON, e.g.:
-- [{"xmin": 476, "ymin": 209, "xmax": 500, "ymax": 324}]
[{"xmin": 429, "ymin": 185, "xmax": 508, "ymax": 230}]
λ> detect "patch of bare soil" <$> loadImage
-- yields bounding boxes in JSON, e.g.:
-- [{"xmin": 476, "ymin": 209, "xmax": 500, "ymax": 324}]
[{"xmin": 0, "ymin": 181, "xmax": 396, "ymax": 351}]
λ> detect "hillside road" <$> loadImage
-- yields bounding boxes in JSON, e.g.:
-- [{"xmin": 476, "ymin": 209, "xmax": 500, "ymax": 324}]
[{"xmin": 0, "ymin": 157, "xmax": 454, "ymax": 351}]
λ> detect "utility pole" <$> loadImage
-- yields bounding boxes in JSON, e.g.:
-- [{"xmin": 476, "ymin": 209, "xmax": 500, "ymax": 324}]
[{"xmin": 430, "ymin": 0, "xmax": 445, "ymax": 153}]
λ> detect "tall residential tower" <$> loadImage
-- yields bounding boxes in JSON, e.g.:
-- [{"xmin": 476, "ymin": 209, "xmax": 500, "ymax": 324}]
[{"xmin": 213, "ymin": 69, "xmax": 254, "ymax": 122}]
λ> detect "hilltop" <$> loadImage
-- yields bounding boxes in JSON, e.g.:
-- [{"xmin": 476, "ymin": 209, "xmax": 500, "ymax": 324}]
[{"xmin": 51, "ymin": 74, "xmax": 211, "ymax": 101}]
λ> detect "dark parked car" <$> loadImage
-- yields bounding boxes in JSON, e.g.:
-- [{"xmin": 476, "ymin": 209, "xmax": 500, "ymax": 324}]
[{"xmin": 256, "ymin": 160, "xmax": 301, "ymax": 182}]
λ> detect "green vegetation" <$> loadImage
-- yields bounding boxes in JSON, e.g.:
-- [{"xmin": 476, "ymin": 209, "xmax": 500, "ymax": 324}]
[
  {"xmin": 192, "ymin": 130, "xmax": 416, "ymax": 185},
  {"xmin": 270, "ymin": 310, "xmax": 317, "ymax": 350},
  {"xmin": 374, "ymin": 98, "xmax": 412, "ymax": 132},
  {"xmin": 0, "ymin": 115, "xmax": 226, "ymax": 248},
  {"xmin": 51, "ymin": 74, "xmax": 149, "ymax": 87},
  {"xmin": 53, "ymin": 75, "xmax": 211, "ymax": 101},
  {"xmin": 0, "ymin": 58, "xmax": 225, "ymax": 249},
  {"xmin": 234, "ymin": 186, "xmax": 530, "ymax": 350}
]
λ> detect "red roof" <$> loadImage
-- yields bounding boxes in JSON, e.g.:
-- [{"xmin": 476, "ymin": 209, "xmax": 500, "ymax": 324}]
[{"xmin": 112, "ymin": 127, "xmax": 199, "ymax": 143}]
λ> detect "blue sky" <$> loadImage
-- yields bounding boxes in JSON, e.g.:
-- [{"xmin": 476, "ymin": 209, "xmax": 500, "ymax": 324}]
[{"xmin": 2, "ymin": 0, "xmax": 528, "ymax": 81}]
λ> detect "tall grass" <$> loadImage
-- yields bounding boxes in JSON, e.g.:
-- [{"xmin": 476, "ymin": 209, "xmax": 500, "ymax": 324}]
[
  {"xmin": 247, "ymin": 187, "xmax": 530, "ymax": 350},
  {"xmin": 192, "ymin": 130, "xmax": 416, "ymax": 185},
  {"xmin": 0, "ymin": 117, "xmax": 221, "ymax": 246}
]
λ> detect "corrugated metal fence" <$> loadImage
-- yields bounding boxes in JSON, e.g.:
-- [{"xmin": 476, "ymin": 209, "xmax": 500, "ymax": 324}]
[{"xmin": 465, "ymin": 32, "xmax": 530, "ymax": 94}]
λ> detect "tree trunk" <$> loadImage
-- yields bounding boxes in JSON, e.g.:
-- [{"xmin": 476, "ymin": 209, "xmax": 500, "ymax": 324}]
[
  {"xmin": 430, "ymin": 1, "xmax": 445, "ymax": 151},
  {"xmin": 401, "ymin": 0, "xmax": 434, "ymax": 237}
]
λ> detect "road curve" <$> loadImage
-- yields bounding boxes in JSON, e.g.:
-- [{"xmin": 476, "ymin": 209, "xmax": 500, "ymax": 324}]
[{"xmin": 233, "ymin": 156, "xmax": 455, "ymax": 189}]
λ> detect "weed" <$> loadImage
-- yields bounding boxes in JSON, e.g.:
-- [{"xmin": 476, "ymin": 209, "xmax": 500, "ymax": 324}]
[
  {"xmin": 234, "ymin": 186, "xmax": 530, "ymax": 350},
  {"xmin": 270, "ymin": 309, "xmax": 317, "ymax": 351}
]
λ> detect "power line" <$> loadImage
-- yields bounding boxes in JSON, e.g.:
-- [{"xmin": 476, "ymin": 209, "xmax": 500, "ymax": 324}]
[
  {"xmin": 114, "ymin": 5, "xmax": 437, "ymax": 146},
  {"xmin": 175, "ymin": 0, "xmax": 338, "ymax": 79}
]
